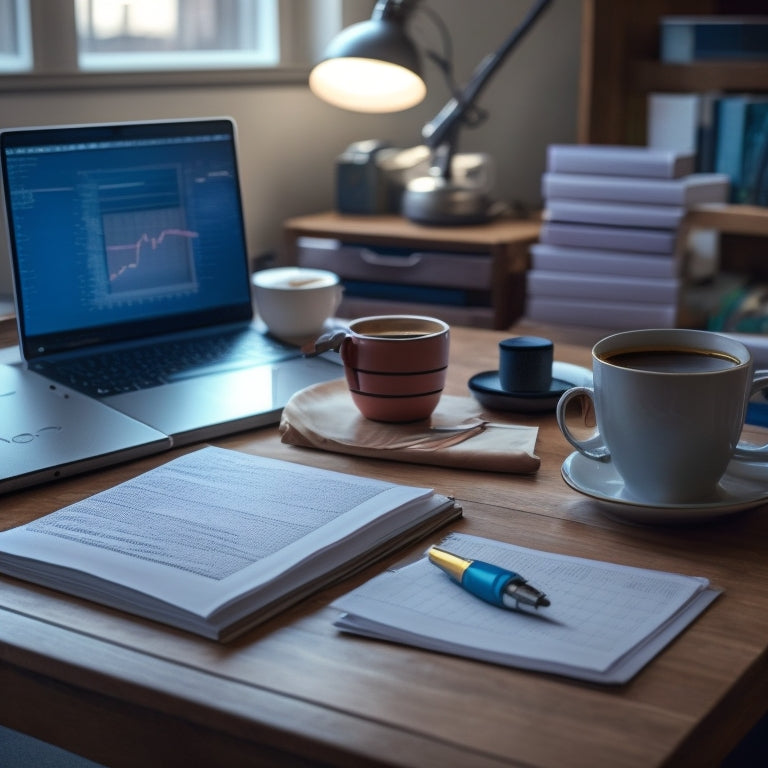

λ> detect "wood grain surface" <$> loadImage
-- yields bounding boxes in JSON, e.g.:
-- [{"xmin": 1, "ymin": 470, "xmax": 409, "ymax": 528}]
[{"xmin": 0, "ymin": 317, "xmax": 766, "ymax": 768}]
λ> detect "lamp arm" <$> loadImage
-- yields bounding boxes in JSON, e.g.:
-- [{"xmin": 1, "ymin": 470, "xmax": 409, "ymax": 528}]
[
  {"xmin": 373, "ymin": 0, "xmax": 421, "ymax": 22},
  {"xmin": 420, "ymin": 0, "xmax": 552, "ymax": 151}
]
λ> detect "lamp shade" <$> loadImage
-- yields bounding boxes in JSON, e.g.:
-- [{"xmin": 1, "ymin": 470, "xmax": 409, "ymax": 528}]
[{"xmin": 309, "ymin": 17, "xmax": 426, "ymax": 113}]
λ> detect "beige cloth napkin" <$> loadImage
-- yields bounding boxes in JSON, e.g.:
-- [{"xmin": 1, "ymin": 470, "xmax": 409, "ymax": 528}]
[{"xmin": 279, "ymin": 379, "xmax": 540, "ymax": 474}]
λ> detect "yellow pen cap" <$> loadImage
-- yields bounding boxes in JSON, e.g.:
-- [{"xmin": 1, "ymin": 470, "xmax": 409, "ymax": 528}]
[{"xmin": 427, "ymin": 545, "xmax": 472, "ymax": 583}]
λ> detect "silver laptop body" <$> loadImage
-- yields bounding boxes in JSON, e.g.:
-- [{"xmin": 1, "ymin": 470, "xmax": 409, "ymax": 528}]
[
  {"xmin": 0, "ymin": 118, "xmax": 340, "ymax": 447},
  {"xmin": 0, "ymin": 363, "xmax": 170, "ymax": 493}
]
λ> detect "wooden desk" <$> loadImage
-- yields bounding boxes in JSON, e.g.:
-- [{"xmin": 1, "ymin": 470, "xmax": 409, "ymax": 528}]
[{"xmin": 1, "ymin": 318, "xmax": 767, "ymax": 768}]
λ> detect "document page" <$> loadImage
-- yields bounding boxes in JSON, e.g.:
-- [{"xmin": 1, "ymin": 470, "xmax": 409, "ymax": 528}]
[
  {"xmin": 0, "ymin": 447, "xmax": 437, "ymax": 627},
  {"xmin": 24, "ymin": 446, "xmax": 406, "ymax": 580},
  {"xmin": 333, "ymin": 532, "xmax": 720, "ymax": 684}
]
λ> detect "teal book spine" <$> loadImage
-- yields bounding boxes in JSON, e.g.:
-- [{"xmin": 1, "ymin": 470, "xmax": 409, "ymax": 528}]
[
  {"xmin": 715, "ymin": 96, "xmax": 768, "ymax": 203},
  {"xmin": 740, "ymin": 102, "xmax": 768, "ymax": 204},
  {"xmin": 714, "ymin": 96, "xmax": 748, "ymax": 196}
]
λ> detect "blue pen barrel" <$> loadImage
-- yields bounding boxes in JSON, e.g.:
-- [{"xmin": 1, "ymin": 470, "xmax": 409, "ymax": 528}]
[{"xmin": 462, "ymin": 561, "xmax": 516, "ymax": 607}]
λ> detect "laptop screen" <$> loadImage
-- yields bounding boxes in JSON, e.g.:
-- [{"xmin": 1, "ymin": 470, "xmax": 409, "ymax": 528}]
[{"xmin": 0, "ymin": 118, "xmax": 253, "ymax": 359}]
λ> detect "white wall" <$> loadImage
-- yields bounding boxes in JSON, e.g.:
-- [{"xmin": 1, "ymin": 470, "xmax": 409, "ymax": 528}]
[{"xmin": 0, "ymin": 0, "xmax": 580, "ymax": 295}]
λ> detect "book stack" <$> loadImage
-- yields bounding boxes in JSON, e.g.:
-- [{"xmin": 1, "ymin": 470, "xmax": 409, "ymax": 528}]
[
  {"xmin": 648, "ymin": 92, "xmax": 768, "ymax": 203},
  {"xmin": 650, "ymin": 17, "xmax": 768, "ymax": 203},
  {"xmin": 659, "ymin": 16, "xmax": 768, "ymax": 64},
  {"xmin": 526, "ymin": 144, "xmax": 730, "ymax": 330}
]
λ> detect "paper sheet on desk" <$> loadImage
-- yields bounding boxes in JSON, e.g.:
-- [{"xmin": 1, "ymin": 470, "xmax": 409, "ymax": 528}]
[
  {"xmin": 279, "ymin": 379, "xmax": 540, "ymax": 473},
  {"xmin": 332, "ymin": 532, "xmax": 720, "ymax": 684}
]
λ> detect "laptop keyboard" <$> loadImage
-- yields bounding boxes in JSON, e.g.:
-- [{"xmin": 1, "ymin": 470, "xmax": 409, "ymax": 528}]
[{"xmin": 29, "ymin": 330, "xmax": 299, "ymax": 397}]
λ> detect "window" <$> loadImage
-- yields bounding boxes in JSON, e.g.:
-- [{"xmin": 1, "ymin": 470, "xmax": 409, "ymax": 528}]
[
  {"xmin": 0, "ymin": 0, "xmax": 32, "ymax": 72},
  {"xmin": 75, "ymin": 0, "xmax": 279, "ymax": 71},
  {"xmin": 0, "ymin": 0, "xmax": 343, "ymax": 86}
]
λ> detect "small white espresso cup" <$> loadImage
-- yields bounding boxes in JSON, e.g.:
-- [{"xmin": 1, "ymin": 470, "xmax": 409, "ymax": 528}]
[
  {"xmin": 556, "ymin": 328, "xmax": 768, "ymax": 505},
  {"xmin": 252, "ymin": 267, "xmax": 342, "ymax": 340}
]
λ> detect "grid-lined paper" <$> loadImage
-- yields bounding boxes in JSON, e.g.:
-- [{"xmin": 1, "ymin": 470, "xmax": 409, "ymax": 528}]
[{"xmin": 333, "ymin": 532, "xmax": 719, "ymax": 684}]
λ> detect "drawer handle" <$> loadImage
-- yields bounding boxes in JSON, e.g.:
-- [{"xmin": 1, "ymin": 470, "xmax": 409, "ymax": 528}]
[{"xmin": 360, "ymin": 250, "xmax": 423, "ymax": 268}]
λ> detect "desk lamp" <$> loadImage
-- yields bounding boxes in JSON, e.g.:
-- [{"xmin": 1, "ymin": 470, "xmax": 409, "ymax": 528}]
[{"xmin": 310, "ymin": 0, "xmax": 553, "ymax": 225}]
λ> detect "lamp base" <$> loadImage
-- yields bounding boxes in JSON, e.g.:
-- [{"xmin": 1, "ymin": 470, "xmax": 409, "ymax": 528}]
[{"xmin": 402, "ymin": 175, "xmax": 494, "ymax": 226}]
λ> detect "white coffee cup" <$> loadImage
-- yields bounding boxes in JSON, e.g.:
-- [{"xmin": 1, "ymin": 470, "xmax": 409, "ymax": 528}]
[
  {"xmin": 252, "ymin": 267, "xmax": 342, "ymax": 340},
  {"xmin": 556, "ymin": 328, "xmax": 768, "ymax": 505}
]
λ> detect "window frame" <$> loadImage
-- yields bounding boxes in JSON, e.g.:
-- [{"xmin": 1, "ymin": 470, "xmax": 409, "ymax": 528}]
[
  {"xmin": 75, "ymin": 0, "xmax": 280, "ymax": 72},
  {"xmin": 0, "ymin": 0, "xmax": 353, "ymax": 93},
  {"xmin": 0, "ymin": 0, "xmax": 32, "ymax": 72}
]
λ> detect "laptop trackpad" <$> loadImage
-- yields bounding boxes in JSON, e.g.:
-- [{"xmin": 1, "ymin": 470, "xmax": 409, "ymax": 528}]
[{"xmin": 103, "ymin": 358, "xmax": 342, "ymax": 443}]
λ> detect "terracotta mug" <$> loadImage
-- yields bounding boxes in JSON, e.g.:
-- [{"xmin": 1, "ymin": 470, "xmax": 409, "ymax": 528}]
[{"xmin": 312, "ymin": 315, "xmax": 450, "ymax": 422}]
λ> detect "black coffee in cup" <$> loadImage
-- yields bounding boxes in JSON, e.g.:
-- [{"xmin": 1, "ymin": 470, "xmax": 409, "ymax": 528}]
[
  {"xmin": 600, "ymin": 347, "xmax": 740, "ymax": 374},
  {"xmin": 363, "ymin": 331, "xmax": 431, "ymax": 339}
]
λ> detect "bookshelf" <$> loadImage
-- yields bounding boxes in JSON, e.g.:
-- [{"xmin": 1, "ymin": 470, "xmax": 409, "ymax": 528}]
[{"xmin": 578, "ymin": 0, "xmax": 768, "ymax": 246}]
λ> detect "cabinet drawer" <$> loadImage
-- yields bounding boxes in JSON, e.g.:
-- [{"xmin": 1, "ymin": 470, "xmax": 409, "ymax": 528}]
[
  {"xmin": 338, "ymin": 296, "xmax": 495, "ymax": 328},
  {"xmin": 297, "ymin": 237, "xmax": 493, "ymax": 290}
]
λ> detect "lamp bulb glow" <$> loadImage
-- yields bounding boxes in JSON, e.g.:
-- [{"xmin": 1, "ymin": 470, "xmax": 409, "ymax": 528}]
[{"xmin": 309, "ymin": 58, "xmax": 427, "ymax": 113}]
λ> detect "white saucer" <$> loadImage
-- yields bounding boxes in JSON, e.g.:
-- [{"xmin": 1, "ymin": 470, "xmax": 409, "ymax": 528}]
[{"xmin": 561, "ymin": 451, "xmax": 768, "ymax": 524}]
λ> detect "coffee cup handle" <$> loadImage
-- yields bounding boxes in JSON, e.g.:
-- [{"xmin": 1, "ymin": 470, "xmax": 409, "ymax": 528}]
[
  {"xmin": 555, "ymin": 386, "xmax": 611, "ymax": 462},
  {"xmin": 300, "ymin": 329, "xmax": 348, "ymax": 357},
  {"xmin": 733, "ymin": 370, "xmax": 768, "ymax": 461}
]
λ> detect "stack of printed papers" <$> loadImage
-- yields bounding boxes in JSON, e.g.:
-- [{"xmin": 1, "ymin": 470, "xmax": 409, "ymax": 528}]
[{"xmin": 333, "ymin": 532, "xmax": 719, "ymax": 684}]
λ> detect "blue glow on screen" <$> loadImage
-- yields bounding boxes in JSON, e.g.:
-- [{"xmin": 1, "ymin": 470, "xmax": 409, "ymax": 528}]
[{"xmin": 4, "ymin": 130, "xmax": 250, "ymax": 342}]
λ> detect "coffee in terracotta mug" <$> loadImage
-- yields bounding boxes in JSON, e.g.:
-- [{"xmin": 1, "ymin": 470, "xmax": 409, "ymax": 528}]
[
  {"xmin": 556, "ymin": 328, "xmax": 768, "ymax": 505},
  {"xmin": 332, "ymin": 315, "xmax": 450, "ymax": 422}
]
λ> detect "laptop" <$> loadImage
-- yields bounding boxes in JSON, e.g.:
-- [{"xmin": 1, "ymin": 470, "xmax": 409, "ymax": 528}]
[
  {"xmin": 0, "ymin": 118, "xmax": 341, "ymax": 447},
  {"xmin": 0, "ymin": 363, "xmax": 170, "ymax": 493}
]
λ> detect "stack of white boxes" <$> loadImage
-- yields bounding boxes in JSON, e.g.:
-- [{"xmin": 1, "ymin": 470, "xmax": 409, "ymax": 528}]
[{"xmin": 526, "ymin": 144, "xmax": 730, "ymax": 330}]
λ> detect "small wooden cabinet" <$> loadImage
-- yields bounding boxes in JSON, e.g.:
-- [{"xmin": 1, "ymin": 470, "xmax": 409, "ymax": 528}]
[{"xmin": 282, "ymin": 212, "xmax": 540, "ymax": 329}]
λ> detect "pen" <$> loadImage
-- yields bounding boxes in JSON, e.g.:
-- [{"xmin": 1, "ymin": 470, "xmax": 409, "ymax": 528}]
[{"xmin": 427, "ymin": 545, "xmax": 550, "ymax": 612}]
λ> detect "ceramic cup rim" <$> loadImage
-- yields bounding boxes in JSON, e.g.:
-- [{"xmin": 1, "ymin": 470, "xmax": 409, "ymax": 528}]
[
  {"xmin": 592, "ymin": 328, "xmax": 752, "ymax": 375},
  {"xmin": 347, "ymin": 314, "xmax": 449, "ymax": 339},
  {"xmin": 252, "ymin": 266, "xmax": 340, "ymax": 291}
]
